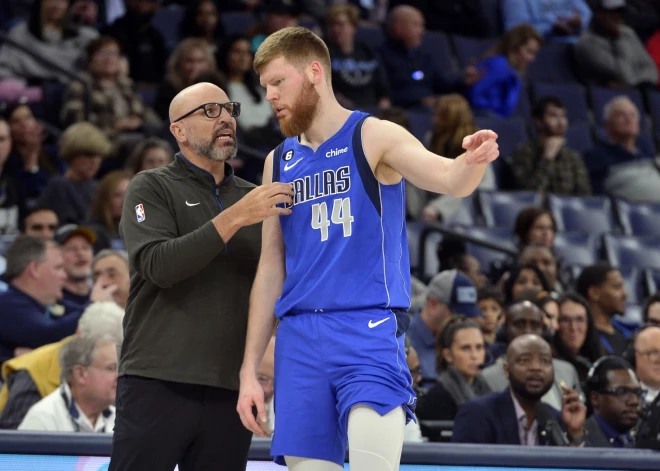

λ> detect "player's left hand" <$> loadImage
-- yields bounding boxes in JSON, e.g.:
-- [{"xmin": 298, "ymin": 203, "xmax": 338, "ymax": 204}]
[{"xmin": 462, "ymin": 129, "xmax": 499, "ymax": 165}]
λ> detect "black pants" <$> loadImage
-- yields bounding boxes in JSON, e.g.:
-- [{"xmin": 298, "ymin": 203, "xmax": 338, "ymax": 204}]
[{"xmin": 109, "ymin": 375, "xmax": 252, "ymax": 471}]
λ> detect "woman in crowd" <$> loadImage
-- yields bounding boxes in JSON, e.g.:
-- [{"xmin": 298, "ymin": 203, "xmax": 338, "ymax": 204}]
[
  {"xmin": 536, "ymin": 291, "xmax": 560, "ymax": 334},
  {"xmin": 178, "ymin": 0, "xmax": 225, "ymax": 50},
  {"xmin": 514, "ymin": 206, "xmax": 556, "ymax": 249},
  {"xmin": 87, "ymin": 170, "xmax": 132, "ymax": 251},
  {"xmin": 127, "ymin": 138, "xmax": 173, "ymax": 175},
  {"xmin": 642, "ymin": 292, "xmax": 660, "ymax": 327},
  {"xmin": 476, "ymin": 286, "xmax": 505, "ymax": 347},
  {"xmin": 503, "ymin": 263, "xmax": 550, "ymax": 304}
]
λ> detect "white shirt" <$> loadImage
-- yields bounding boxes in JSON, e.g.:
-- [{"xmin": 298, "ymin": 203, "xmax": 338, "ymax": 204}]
[
  {"xmin": 642, "ymin": 382, "xmax": 659, "ymax": 404},
  {"xmin": 18, "ymin": 383, "xmax": 115, "ymax": 433},
  {"xmin": 228, "ymin": 82, "xmax": 273, "ymax": 131}
]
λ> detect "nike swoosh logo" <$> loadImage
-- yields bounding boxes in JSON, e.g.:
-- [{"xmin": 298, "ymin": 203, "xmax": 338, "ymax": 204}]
[
  {"xmin": 284, "ymin": 158, "xmax": 303, "ymax": 171},
  {"xmin": 368, "ymin": 317, "xmax": 390, "ymax": 329},
  {"xmin": 186, "ymin": 201, "xmax": 200, "ymax": 207}
]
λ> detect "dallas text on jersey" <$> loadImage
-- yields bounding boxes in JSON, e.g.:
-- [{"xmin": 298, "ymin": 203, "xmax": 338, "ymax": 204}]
[{"xmin": 287, "ymin": 166, "xmax": 351, "ymax": 208}]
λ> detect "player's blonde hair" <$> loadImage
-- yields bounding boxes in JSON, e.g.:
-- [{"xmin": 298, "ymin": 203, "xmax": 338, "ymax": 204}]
[{"xmin": 253, "ymin": 26, "xmax": 332, "ymax": 83}]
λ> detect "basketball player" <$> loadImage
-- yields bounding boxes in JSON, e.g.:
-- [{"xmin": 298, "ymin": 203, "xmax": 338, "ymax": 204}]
[{"xmin": 237, "ymin": 27, "xmax": 499, "ymax": 471}]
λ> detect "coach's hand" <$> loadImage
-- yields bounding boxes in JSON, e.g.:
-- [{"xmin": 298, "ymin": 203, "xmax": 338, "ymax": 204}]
[
  {"xmin": 236, "ymin": 182, "xmax": 294, "ymax": 225},
  {"xmin": 237, "ymin": 374, "xmax": 270, "ymax": 437},
  {"xmin": 462, "ymin": 130, "xmax": 499, "ymax": 165}
]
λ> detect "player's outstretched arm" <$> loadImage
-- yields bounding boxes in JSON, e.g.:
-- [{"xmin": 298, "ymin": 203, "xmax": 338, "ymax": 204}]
[
  {"xmin": 237, "ymin": 151, "xmax": 285, "ymax": 437},
  {"xmin": 363, "ymin": 118, "xmax": 499, "ymax": 198}
]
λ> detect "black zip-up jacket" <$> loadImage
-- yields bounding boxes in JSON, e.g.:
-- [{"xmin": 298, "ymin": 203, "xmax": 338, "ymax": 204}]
[{"xmin": 118, "ymin": 153, "xmax": 261, "ymax": 390}]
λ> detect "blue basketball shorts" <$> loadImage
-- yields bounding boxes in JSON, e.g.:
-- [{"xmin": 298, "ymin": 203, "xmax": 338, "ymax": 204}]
[{"xmin": 270, "ymin": 309, "xmax": 417, "ymax": 466}]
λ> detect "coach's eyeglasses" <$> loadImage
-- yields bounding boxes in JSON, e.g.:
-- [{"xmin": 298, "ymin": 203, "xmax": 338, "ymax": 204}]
[{"xmin": 172, "ymin": 102, "xmax": 241, "ymax": 122}]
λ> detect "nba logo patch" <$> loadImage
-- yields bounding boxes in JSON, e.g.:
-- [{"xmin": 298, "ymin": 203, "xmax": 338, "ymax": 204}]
[
  {"xmin": 135, "ymin": 204, "xmax": 145, "ymax": 223},
  {"xmin": 284, "ymin": 150, "xmax": 294, "ymax": 161}
]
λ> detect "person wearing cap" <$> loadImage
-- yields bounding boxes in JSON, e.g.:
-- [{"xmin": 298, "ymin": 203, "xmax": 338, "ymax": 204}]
[
  {"xmin": 575, "ymin": 0, "xmax": 658, "ymax": 88},
  {"xmin": 407, "ymin": 269, "xmax": 482, "ymax": 381},
  {"xmin": 56, "ymin": 225, "xmax": 95, "ymax": 308}
]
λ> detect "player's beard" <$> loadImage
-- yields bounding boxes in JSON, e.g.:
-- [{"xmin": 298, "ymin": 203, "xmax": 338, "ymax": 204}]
[
  {"xmin": 278, "ymin": 78, "xmax": 320, "ymax": 137},
  {"xmin": 187, "ymin": 125, "xmax": 237, "ymax": 162}
]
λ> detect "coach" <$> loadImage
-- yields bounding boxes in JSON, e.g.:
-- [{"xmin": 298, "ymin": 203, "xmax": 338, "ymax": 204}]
[{"xmin": 109, "ymin": 83, "xmax": 293, "ymax": 471}]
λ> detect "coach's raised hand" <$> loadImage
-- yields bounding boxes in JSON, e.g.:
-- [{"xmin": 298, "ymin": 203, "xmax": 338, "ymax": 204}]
[{"xmin": 462, "ymin": 129, "xmax": 499, "ymax": 165}]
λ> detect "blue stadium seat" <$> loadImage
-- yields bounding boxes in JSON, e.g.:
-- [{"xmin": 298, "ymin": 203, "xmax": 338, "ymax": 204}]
[
  {"xmin": 527, "ymin": 43, "xmax": 578, "ymax": 83},
  {"xmin": 620, "ymin": 267, "xmax": 646, "ymax": 305},
  {"xmin": 512, "ymin": 86, "xmax": 531, "ymax": 121},
  {"xmin": 615, "ymin": 199, "xmax": 660, "ymax": 237},
  {"xmin": 477, "ymin": 190, "xmax": 542, "ymax": 230},
  {"xmin": 589, "ymin": 86, "xmax": 648, "ymax": 130},
  {"xmin": 603, "ymin": 234, "xmax": 660, "ymax": 270},
  {"xmin": 221, "ymin": 11, "xmax": 256, "ymax": 36},
  {"xmin": 553, "ymin": 232, "xmax": 599, "ymax": 267},
  {"xmin": 151, "ymin": 5, "xmax": 183, "ymax": 51},
  {"xmin": 473, "ymin": 117, "xmax": 528, "ymax": 159},
  {"xmin": 443, "ymin": 195, "xmax": 477, "ymax": 226},
  {"xmin": 422, "ymin": 32, "xmax": 454, "ymax": 73},
  {"xmin": 452, "ymin": 36, "xmax": 498, "ymax": 69},
  {"xmin": 355, "ymin": 24, "xmax": 385, "ymax": 50},
  {"xmin": 564, "ymin": 121, "xmax": 593, "ymax": 156},
  {"xmin": 480, "ymin": 0, "xmax": 502, "ymax": 37},
  {"xmin": 547, "ymin": 194, "xmax": 615, "ymax": 234},
  {"xmin": 406, "ymin": 110, "xmax": 433, "ymax": 143},
  {"xmin": 464, "ymin": 227, "xmax": 516, "ymax": 274},
  {"xmin": 530, "ymin": 82, "xmax": 589, "ymax": 124}
]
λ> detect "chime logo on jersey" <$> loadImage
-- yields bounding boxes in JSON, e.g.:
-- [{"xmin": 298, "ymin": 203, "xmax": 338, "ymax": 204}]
[
  {"xmin": 135, "ymin": 204, "xmax": 145, "ymax": 222},
  {"xmin": 287, "ymin": 166, "xmax": 351, "ymax": 208}
]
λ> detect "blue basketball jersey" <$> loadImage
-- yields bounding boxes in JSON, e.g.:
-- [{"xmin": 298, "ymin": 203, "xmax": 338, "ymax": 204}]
[{"xmin": 272, "ymin": 111, "xmax": 411, "ymax": 317}]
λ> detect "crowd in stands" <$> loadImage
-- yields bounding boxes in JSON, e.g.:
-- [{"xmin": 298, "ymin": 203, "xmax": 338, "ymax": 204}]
[{"xmin": 0, "ymin": 0, "xmax": 659, "ymax": 452}]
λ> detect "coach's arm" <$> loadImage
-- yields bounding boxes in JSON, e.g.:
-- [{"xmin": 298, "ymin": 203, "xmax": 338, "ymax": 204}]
[{"xmin": 362, "ymin": 118, "xmax": 499, "ymax": 198}]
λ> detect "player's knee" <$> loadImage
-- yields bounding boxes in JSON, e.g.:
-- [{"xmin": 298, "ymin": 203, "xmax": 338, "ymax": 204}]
[{"xmin": 347, "ymin": 406, "xmax": 405, "ymax": 471}]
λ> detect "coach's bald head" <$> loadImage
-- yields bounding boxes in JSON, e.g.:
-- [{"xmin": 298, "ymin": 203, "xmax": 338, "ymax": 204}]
[{"xmin": 169, "ymin": 82, "xmax": 228, "ymax": 124}]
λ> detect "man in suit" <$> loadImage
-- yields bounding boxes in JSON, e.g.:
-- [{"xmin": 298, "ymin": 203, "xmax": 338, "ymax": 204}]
[
  {"xmin": 481, "ymin": 300, "xmax": 582, "ymax": 409},
  {"xmin": 584, "ymin": 356, "xmax": 643, "ymax": 447},
  {"xmin": 453, "ymin": 334, "xmax": 587, "ymax": 446}
]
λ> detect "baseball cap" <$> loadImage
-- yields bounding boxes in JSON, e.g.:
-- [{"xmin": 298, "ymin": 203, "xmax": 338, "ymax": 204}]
[
  {"xmin": 427, "ymin": 269, "xmax": 481, "ymax": 318},
  {"xmin": 54, "ymin": 224, "xmax": 97, "ymax": 246},
  {"xmin": 597, "ymin": 0, "xmax": 626, "ymax": 10}
]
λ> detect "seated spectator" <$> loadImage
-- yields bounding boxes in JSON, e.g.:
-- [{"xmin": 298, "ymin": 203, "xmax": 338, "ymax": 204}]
[
  {"xmin": 18, "ymin": 330, "xmax": 118, "ymax": 432},
  {"xmin": 87, "ymin": 171, "xmax": 132, "ymax": 251},
  {"xmin": 576, "ymin": 263, "xmax": 635, "ymax": 356},
  {"xmin": 0, "ymin": 116, "xmax": 23, "ymax": 235},
  {"xmin": 408, "ymin": 270, "xmax": 481, "ymax": 381},
  {"xmin": 218, "ymin": 35, "xmax": 273, "ymax": 132},
  {"xmin": 91, "ymin": 249, "xmax": 130, "ymax": 309},
  {"xmin": 502, "ymin": 0, "xmax": 591, "ymax": 44},
  {"xmin": 0, "ymin": 237, "xmax": 83, "ymax": 366},
  {"xmin": 584, "ymin": 356, "xmax": 643, "ymax": 447},
  {"xmin": 325, "ymin": 3, "xmax": 391, "ymax": 110},
  {"xmin": 553, "ymin": 292, "xmax": 604, "ymax": 385},
  {"xmin": 154, "ymin": 38, "xmax": 219, "ymax": 122},
  {"xmin": 452, "ymin": 334, "xmax": 587, "ymax": 446},
  {"xmin": 0, "ymin": 301, "xmax": 124, "ymax": 430},
  {"xmin": 38, "ymin": 122, "xmax": 110, "ymax": 225},
  {"xmin": 126, "ymin": 138, "xmax": 173, "ymax": 175},
  {"xmin": 536, "ymin": 291, "xmax": 560, "ymax": 333},
  {"xmin": 477, "ymin": 286, "xmax": 505, "ymax": 346},
  {"xmin": 56, "ymin": 224, "xmax": 96, "ymax": 310},
  {"xmin": 439, "ymin": 251, "xmax": 487, "ymax": 289},
  {"xmin": 5, "ymin": 102, "xmax": 64, "ymax": 205},
  {"xmin": 248, "ymin": 0, "xmax": 299, "ymax": 53},
  {"xmin": 0, "ymin": 0, "xmax": 98, "ymax": 102},
  {"xmin": 102, "ymin": 0, "xmax": 168, "ymax": 87},
  {"xmin": 643, "ymin": 293, "xmax": 660, "ymax": 327},
  {"xmin": 468, "ymin": 24, "xmax": 542, "ymax": 118},
  {"xmin": 576, "ymin": 0, "xmax": 658, "ymax": 89},
  {"xmin": 378, "ymin": 5, "xmax": 460, "ymax": 109},
  {"xmin": 416, "ymin": 317, "xmax": 491, "ymax": 421},
  {"xmin": 514, "ymin": 207, "xmax": 556, "ymax": 249},
  {"xmin": 583, "ymin": 96, "xmax": 660, "ymax": 201},
  {"xmin": 503, "ymin": 263, "xmax": 551, "ymax": 305},
  {"xmin": 631, "ymin": 326, "xmax": 660, "ymax": 405},
  {"xmin": 178, "ymin": 0, "xmax": 225, "ymax": 49},
  {"xmin": 20, "ymin": 207, "xmax": 58, "ymax": 240},
  {"xmin": 511, "ymin": 96, "xmax": 592, "ymax": 195},
  {"xmin": 60, "ymin": 36, "xmax": 161, "ymax": 140},
  {"xmin": 518, "ymin": 243, "xmax": 562, "ymax": 293},
  {"xmin": 389, "ymin": 0, "xmax": 489, "ymax": 37}
]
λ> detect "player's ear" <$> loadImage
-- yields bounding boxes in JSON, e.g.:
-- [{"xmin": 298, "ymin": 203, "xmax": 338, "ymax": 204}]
[{"xmin": 307, "ymin": 61, "xmax": 323, "ymax": 85}]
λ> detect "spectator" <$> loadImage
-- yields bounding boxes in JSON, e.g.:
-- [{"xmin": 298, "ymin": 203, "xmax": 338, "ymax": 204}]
[
  {"xmin": 18, "ymin": 331, "xmax": 118, "ymax": 432},
  {"xmin": 0, "ymin": 237, "xmax": 81, "ymax": 365},
  {"xmin": 477, "ymin": 286, "xmax": 505, "ymax": 346},
  {"xmin": 584, "ymin": 356, "xmax": 642, "ymax": 447},
  {"xmin": 0, "ymin": 0, "xmax": 98, "ymax": 102},
  {"xmin": 643, "ymin": 293, "xmax": 660, "ymax": 327},
  {"xmin": 154, "ymin": 39, "xmax": 219, "ymax": 122},
  {"xmin": 60, "ymin": 36, "xmax": 161, "ymax": 140},
  {"xmin": 38, "ymin": 122, "xmax": 111, "ymax": 225},
  {"xmin": 0, "ymin": 116, "xmax": 23, "ymax": 235},
  {"xmin": 514, "ymin": 207, "xmax": 556, "ymax": 249},
  {"xmin": 511, "ymin": 96, "xmax": 592, "ymax": 195},
  {"xmin": 0, "ymin": 301, "xmax": 124, "ymax": 430},
  {"xmin": 583, "ymin": 96, "xmax": 660, "ymax": 201},
  {"xmin": 324, "ymin": 3, "xmax": 391, "ymax": 110},
  {"xmin": 5, "ymin": 102, "xmax": 64, "ymax": 205},
  {"xmin": 576, "ymin": 263, "xmax": 634, "ymax": 356},
  {"xmin": 440, "ymin": 252, "xmax": 488, "ymax": 289},
  {"xmin": 91, "ymin": 249, "xmax": 129, "ymax": 309},
  {"xmin": 389, "ymin": 0, "xmax": 490, "ymax": 37},
  {"xmin": 416, "ymin": 317, "xmax": 491, "ymax": 421},
  {"xmin": 468, "ymin": 24, "xmax": 542, "ymax": 118},
  {"xmin": 631, "ymin": 326, "xmax": 660, "ymax": 405},
  {"xmin": 452, "ymin": 334, "xmax": 587, "ymax": 446},
  {"xmin": 553, "ymin": 292, "xmax": 604, "ymax": 385},
  {"xmin": 408, "ymin": 270, "xmax": 481, "ymax": 380},
  {"xmin": 20, "ymin": 207, "xmax": 59, "ymax": 240},
  {"xmin": 575, "ymin": 0, "xmax": 658, "ymax": 89},
  {"xmin": 126, "ymin": 138, "xmax": 173, "ymax": 175},
  {"xmin": 217, "ymin": 35, "xmax": 273, "ymax": 132},
  {"xmin": 178, "ymin": 0, "xmax": 225, "ymax": 48},
  {"xmin": 518, "ymin": 243, "xmax": 561, "ymax": 293},
  {"xmin": 248, "ymin": 0, "xmax": 299, "ymax": 53},
  {"xmin": 55, "ymin": 225, "xmax": 96, "ymax": 310},
  {"xmin": 87, "ymin": 171, "xmax": 132, "ymax": 251},
  {"xmin": 536, "ymin": 291, "xmax": 560, "ymax": 333},
  {"xmin": 503, "ymin": 263, "xmax": 551, "ymax": 304},
  {"xmin": 102, "ymin": 0, "xmax": 169, "ymax": 86},
  {"xmin": 379, "ymin": 5, "xmax": 460, "ymax": 109},
  {"xmin": 502, "ymin": 0, "xmax": 591, "ymax": 44}
]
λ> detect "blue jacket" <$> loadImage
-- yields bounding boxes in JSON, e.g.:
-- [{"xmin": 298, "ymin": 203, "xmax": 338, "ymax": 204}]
[{"xmin": 468, "ymin": 55, "xmax": 522, "ymax": 118}]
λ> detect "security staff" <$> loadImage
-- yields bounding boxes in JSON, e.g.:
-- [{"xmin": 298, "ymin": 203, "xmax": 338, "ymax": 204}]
[{"xmin": 109, "ymin": 82, "xmax": 294, "ymax": 471}]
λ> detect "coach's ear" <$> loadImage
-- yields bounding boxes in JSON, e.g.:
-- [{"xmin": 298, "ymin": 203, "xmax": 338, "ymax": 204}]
[
  {"xmin": 307, "ymin": 61, "xmax": 324, "ymax": 85},
  {"xmin": 170, "ymin": 122, "xmax": 187, "ymax": 143}
]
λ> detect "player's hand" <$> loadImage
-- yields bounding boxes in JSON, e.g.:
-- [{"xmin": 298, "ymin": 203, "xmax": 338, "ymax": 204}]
[
  {"xmin": 234, "ymin": 183, "xmax": 294, "ymax": 226},
  {"xmin": 560, "ymin": 383, "xmax": 586, "ymax": 439},
  {"xmin": 237, "ymin": 373, "xmax": 270, "ymax": 437},
  {"xmin": 462, "ymin": 130, "xmax": 499, "ymax": 165}
]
